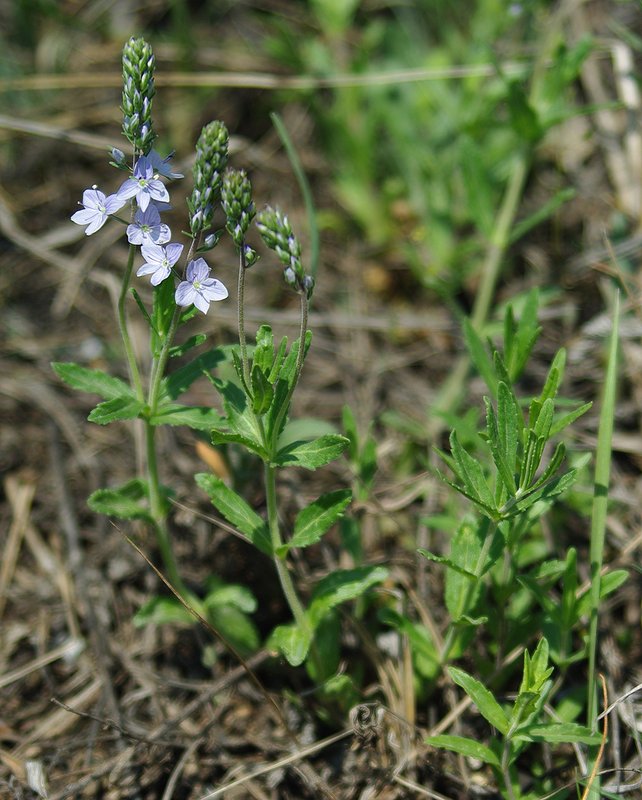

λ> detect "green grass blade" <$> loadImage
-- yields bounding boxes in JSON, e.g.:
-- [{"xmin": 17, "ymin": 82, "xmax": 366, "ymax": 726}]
[{"xmin": 585, "ymin": 290, "xmax": 620, "ymax": 800}]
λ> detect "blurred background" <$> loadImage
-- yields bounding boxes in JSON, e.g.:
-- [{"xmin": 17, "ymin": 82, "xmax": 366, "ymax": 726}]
[{"xmin": 2, "ymin": 1, "xmax": 642, "ymax": 797}]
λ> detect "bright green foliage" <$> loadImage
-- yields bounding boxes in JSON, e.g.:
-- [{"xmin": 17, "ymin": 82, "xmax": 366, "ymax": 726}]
[
  {"xmin": 428, "ymin": 640, "xmax": 602, "ymax": 795},
  {"xmin": 195, "ymin": 474, "xmax": 272, "ymax": 556},
  {"xmin": 266, "ymin": 7, "xmax": 591, "ymax": 294},
  {"xmin": 88, "ymin": 478, "xmax": 158, "ymax": 523},
  {"xmin": 134, "ymin": 577, "xmax": 260, "ymax": 656}
]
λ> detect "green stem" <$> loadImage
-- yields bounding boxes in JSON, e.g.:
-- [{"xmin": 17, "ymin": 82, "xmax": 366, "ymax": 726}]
[
  {"xmin": 118, "ymin": 243, "xmax": 145, "ymax": 402},
  {"xmin": 144, "ymin": 420, "xmax": 189, "ymax": 598},
  {"xmin": 264, "ymin": 462, "xmax": 309, "ymax": 631},
  {"xmin": 237, "ymin": 245, "xmax": 251, "ymax": 386}
]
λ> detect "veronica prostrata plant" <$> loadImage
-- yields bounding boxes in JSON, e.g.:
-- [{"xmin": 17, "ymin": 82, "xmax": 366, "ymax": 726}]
[
  {"xmin": 55, "ymin": 37, "xmax": 387, "ymax": 674},
  {"xmin": 53, "ymin": 37, "xmax": 264, "ymax": 651},
  {"xmin": 195, "ymin": 195, "xmax": 388, "ymax": 676}
]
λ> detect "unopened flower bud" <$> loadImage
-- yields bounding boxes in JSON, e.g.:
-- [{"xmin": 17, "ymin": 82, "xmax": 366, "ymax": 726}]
[
  {"xmin": 256, "ymin": 206, "xmax": 313, "ymax": 297},
  {"xmin": 121, "ymin": 37, "xmax": 156, "ymax": 155},
  {"xmin": 111, "ymin": 147, "xmax": 127, "ymax": 167},
  {"xmin": 188, "ymin": 121, "xmax": 229, "ymax": 236},
  {"xmin": 222, "ymin": 169, "xmax": 256, "ymax": 248}
]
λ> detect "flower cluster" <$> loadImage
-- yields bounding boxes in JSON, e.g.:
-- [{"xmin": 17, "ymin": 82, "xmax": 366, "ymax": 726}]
[
  {"xmin": 71, "ymin": 147, "xmax": 227, "ymax": 314},
  {"xmin": 255, "ymin": 207, "xmax": 314, "ymax": 298},
  {"xmin": 121, "ymin": 37, "xmax": 156, "ymax": 155},
  {"xmin": 188, "ymin": 121, "xmax": 229, "ymax": 236}
]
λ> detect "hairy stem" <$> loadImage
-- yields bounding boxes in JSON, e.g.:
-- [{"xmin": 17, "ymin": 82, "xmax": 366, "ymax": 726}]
[{"xmin": 118, "ymin": 243, "xmax": 145, "ymax": 402}]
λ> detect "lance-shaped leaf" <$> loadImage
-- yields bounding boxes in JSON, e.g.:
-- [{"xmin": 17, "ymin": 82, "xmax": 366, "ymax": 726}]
[
  {"xmin": 444, "ymin": 519, "xmax": 485, "ymax": 621},
  {"xmin": 448, "ymin": 431, "xmax": 498, "ymax": 515},
  {"xmin": 463, "ymin": 318, "xmax": 497, "ymax": 397},
  {"xmin": 268, "ymin": 623, "xmax": 312, "ymax": 666},
  {"xmin": 149, "ymin": 403, "xmax": 225, "ymax": 431},
  {"xmin": 550, "ymin": 401, "xmax": 592, "ymax": 437},
  {"xmin": 485, "ymin": 393, "xmax": 517, "ymax": 497},
  {"xmin": 253, "ymin": 324, "xmax": 275, "ymax": 374},
  {"xmin": 88, "ymin": 396, "xmax": 145, "ymax": 425},
  {"xmin": 274, "ymin": 434, "xmax": 349, "ymax": 470},
  {"xmin": 308, "ymin": 565, "xmax": 388, "ymax": 629},
  {"xmin": 52, "ymin": 362, "xmax": 133, "ymax": 400},
  {"xmin": 426, "ymin": 735, "xmax": 500, "ymax": 768},
  {"xmin": 168, "ymin": 334, "xmax": 207, "ymax": 358},
  {"xmin": 210, "ymin": 429, "xmax": 268, "ymax": 460},
  {"xmin": 195, "ymin": 473, "xmax": 272, "ymax": 555},
  {"xmin": 448, "ymin": 665, "xmax": 509, "ymax": 735},
  {"xmin": 161, "ymin": 348, "xmax": 227, "ymax": 400},
  {"xmin": 88, "ymin": 478, "xmax": 153, "ymax": 522},
  {"xmin": 512, "ymin": 723, "xmax": 601, "ymax": 745},
  {"xmin": 251, "ymin": 364, "xmax": 274, "ymax": 415},
  {"xmin": 283, "ymin": 489, "xmax": 352, "ymax": 553}
]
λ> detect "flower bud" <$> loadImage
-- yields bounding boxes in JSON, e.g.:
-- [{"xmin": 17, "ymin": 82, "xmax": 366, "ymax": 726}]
[
  {"xmin": 222, "ymin": 169, "xmax": 256, "ymax": 249},
  {"xmin": 255, "ymin": 206, "xmax": 313, "ymax": 297},
  {"xmin": 121, "ymin": 37, "xmax": 156, "ymax": 155},
  {"xmin": 188, "ymin": 121, "xmax": 229, "ymax": 236}
]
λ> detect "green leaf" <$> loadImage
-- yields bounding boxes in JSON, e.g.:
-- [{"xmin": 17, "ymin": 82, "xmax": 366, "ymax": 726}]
[
  {"xmin": 550, "ymin": 401, "xmax": 592, "ymax": 437},
  {"xmin": 449, "ymin": 431, "xmax": 497, "ymax": 514},
  {"xmin": 444, "ymin": 519, "xmax": 484, "ymax": 621},
  {"xmin": 504, "ymin": 288, "xmax": 541, "ymax": 380},
  {"xmin": 510, "ymin": 189, "xmax": 575, "ymax": 246},
  {"xmin": 268, "ymin": 623, "xmax": 312, "ymax": 666},
  {"xmin": 576, "ymin": 569, "xmax": 628, "ymax": 617},
  {"xmin": 88, "ymin": 478, "xmax": 152, "ymax": 521},
  {"xmin": 152, "ymin": 271, "xmax": 176, "ymax": 345},
  {"xmin": 540, "ymin": 349, "xmax": 566, "ymax": 405},
  {"xmin": 426, "ymin": 735, "xmax": 500, "ymax": 768},
  {"xmin": 253, "ymin": 324, "xmax": 275, "ymax": 374},
  {"xmin": 378, "ymin": 608, "xmax": 440, "ymax": 681},
  {"xmin": 169, "ymin": 334, "xmax": 207, "ymax": 358},
  {"xmin": 506, "ymin": 79, "xmax": 543, "ymax": 143},
  {"xmin": 52, "ymin": 362, "xmax": 133, "ymax": 400},
  {"xmin": 418, "ymin": 550, "xmax": 477, "ymax": 579},
  {"xmin": 195, "ymin": 473, "xmax": 272, "ymax": 555},
  {"xmin": 251, "ymin": 364, "xmax": 274, "ymax": 415},
  {"xmin": 133, "ymin": 596, "xmax": 194, "ymax": 627},
  {"xmin": 448, "ymin": 666, "xmax": 509, "ymax": 735},
  {"xmin": 287, "ymin": 489, "xmax": 352, "ymax": 551},
  {"xmin": 210, "ymin": 429, "xmax": 268, "ymax": 459},
  {"xmin": 149, "ymin": 404, "xmax": 225, "ymax": 431},
  {"xmin": 485, "ymin": 394, "xmax": 517, "ymax": 496},
  {"xmin": 274, "ymin": 434, "xmax": 349, "ymax": 470},
  {"xmin": 218, "ymin": 381, "xmax": 264, "ymax": 450},
  {"xmin": 203, "ymin": 582, "xmax": 258, "ymax": 614},
  {"xmin": 308, "ymin": 565, "xmax": 388, "ymax": 629},
  {"xmin": 512, "ymin": 723, "xmax": 602, "ymax": 745},
  {"xmin": 278, "ymin": 418, "xmax": 339, "ymax": 449},
  {"xmin": 208, "ymin": 604, "xmax": 260, "ymax": 653},
  {"xmin": 511, "ymin": 469, "xmax": 577, "ymax": 515},
  {"xmin": 88, "ymin": 396, "xmax": 145, "ymax": 425},
  {"xmin": 463, "ymin": 319, "xmax": 497, "ymax": 397},
  {"xmin": 162, "ymin": 349, "xmax": 227, "ymax": 400},
  {"xmin": 268, "ymin": 336, "xmax": 289, "ymax": 383}
]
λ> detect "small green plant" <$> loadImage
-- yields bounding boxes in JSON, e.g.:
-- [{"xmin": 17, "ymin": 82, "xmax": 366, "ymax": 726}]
[
  {"xmin": 412, "ymin": 290, "xmax": 626, "ymax": 797},
  {"xmin": 427, "ymin": 638, "xmax": 602, "ymax": 799},
  {"xmin": 197, "ymin": 204, "xmax": 388, "ymax": 676},
  {"xmin": 53, "ymin": 36, "xmax": 387, "ymax": 678}
]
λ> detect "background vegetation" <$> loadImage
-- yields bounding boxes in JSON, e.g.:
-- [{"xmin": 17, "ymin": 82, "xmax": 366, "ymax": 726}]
[{"xmin": 1, "ymin": 1, "xmax": 641, "ymax": 798}]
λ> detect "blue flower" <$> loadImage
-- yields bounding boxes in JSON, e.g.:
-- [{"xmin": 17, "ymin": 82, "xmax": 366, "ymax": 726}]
[
  {"xmin": 175, "ymin": 257, "xmax": 228, "ymax": 314},
  {"xmin": 127, "ymin": 205, "xmax": 171, "ymax": 245},
  {"xmin": 136, "ymin": 242, "xmax": 183, "ymax": 285},
  {"xmin": 148, "ymin": 149, "xmax": 183, "ymax": 180},
  {"xmin": 71, "ymin": 186, "xmax": 125, "ymax": 235},
  {"xmin": 117, "ymin": 155, "xmax": 170, "ymax": 211}
]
